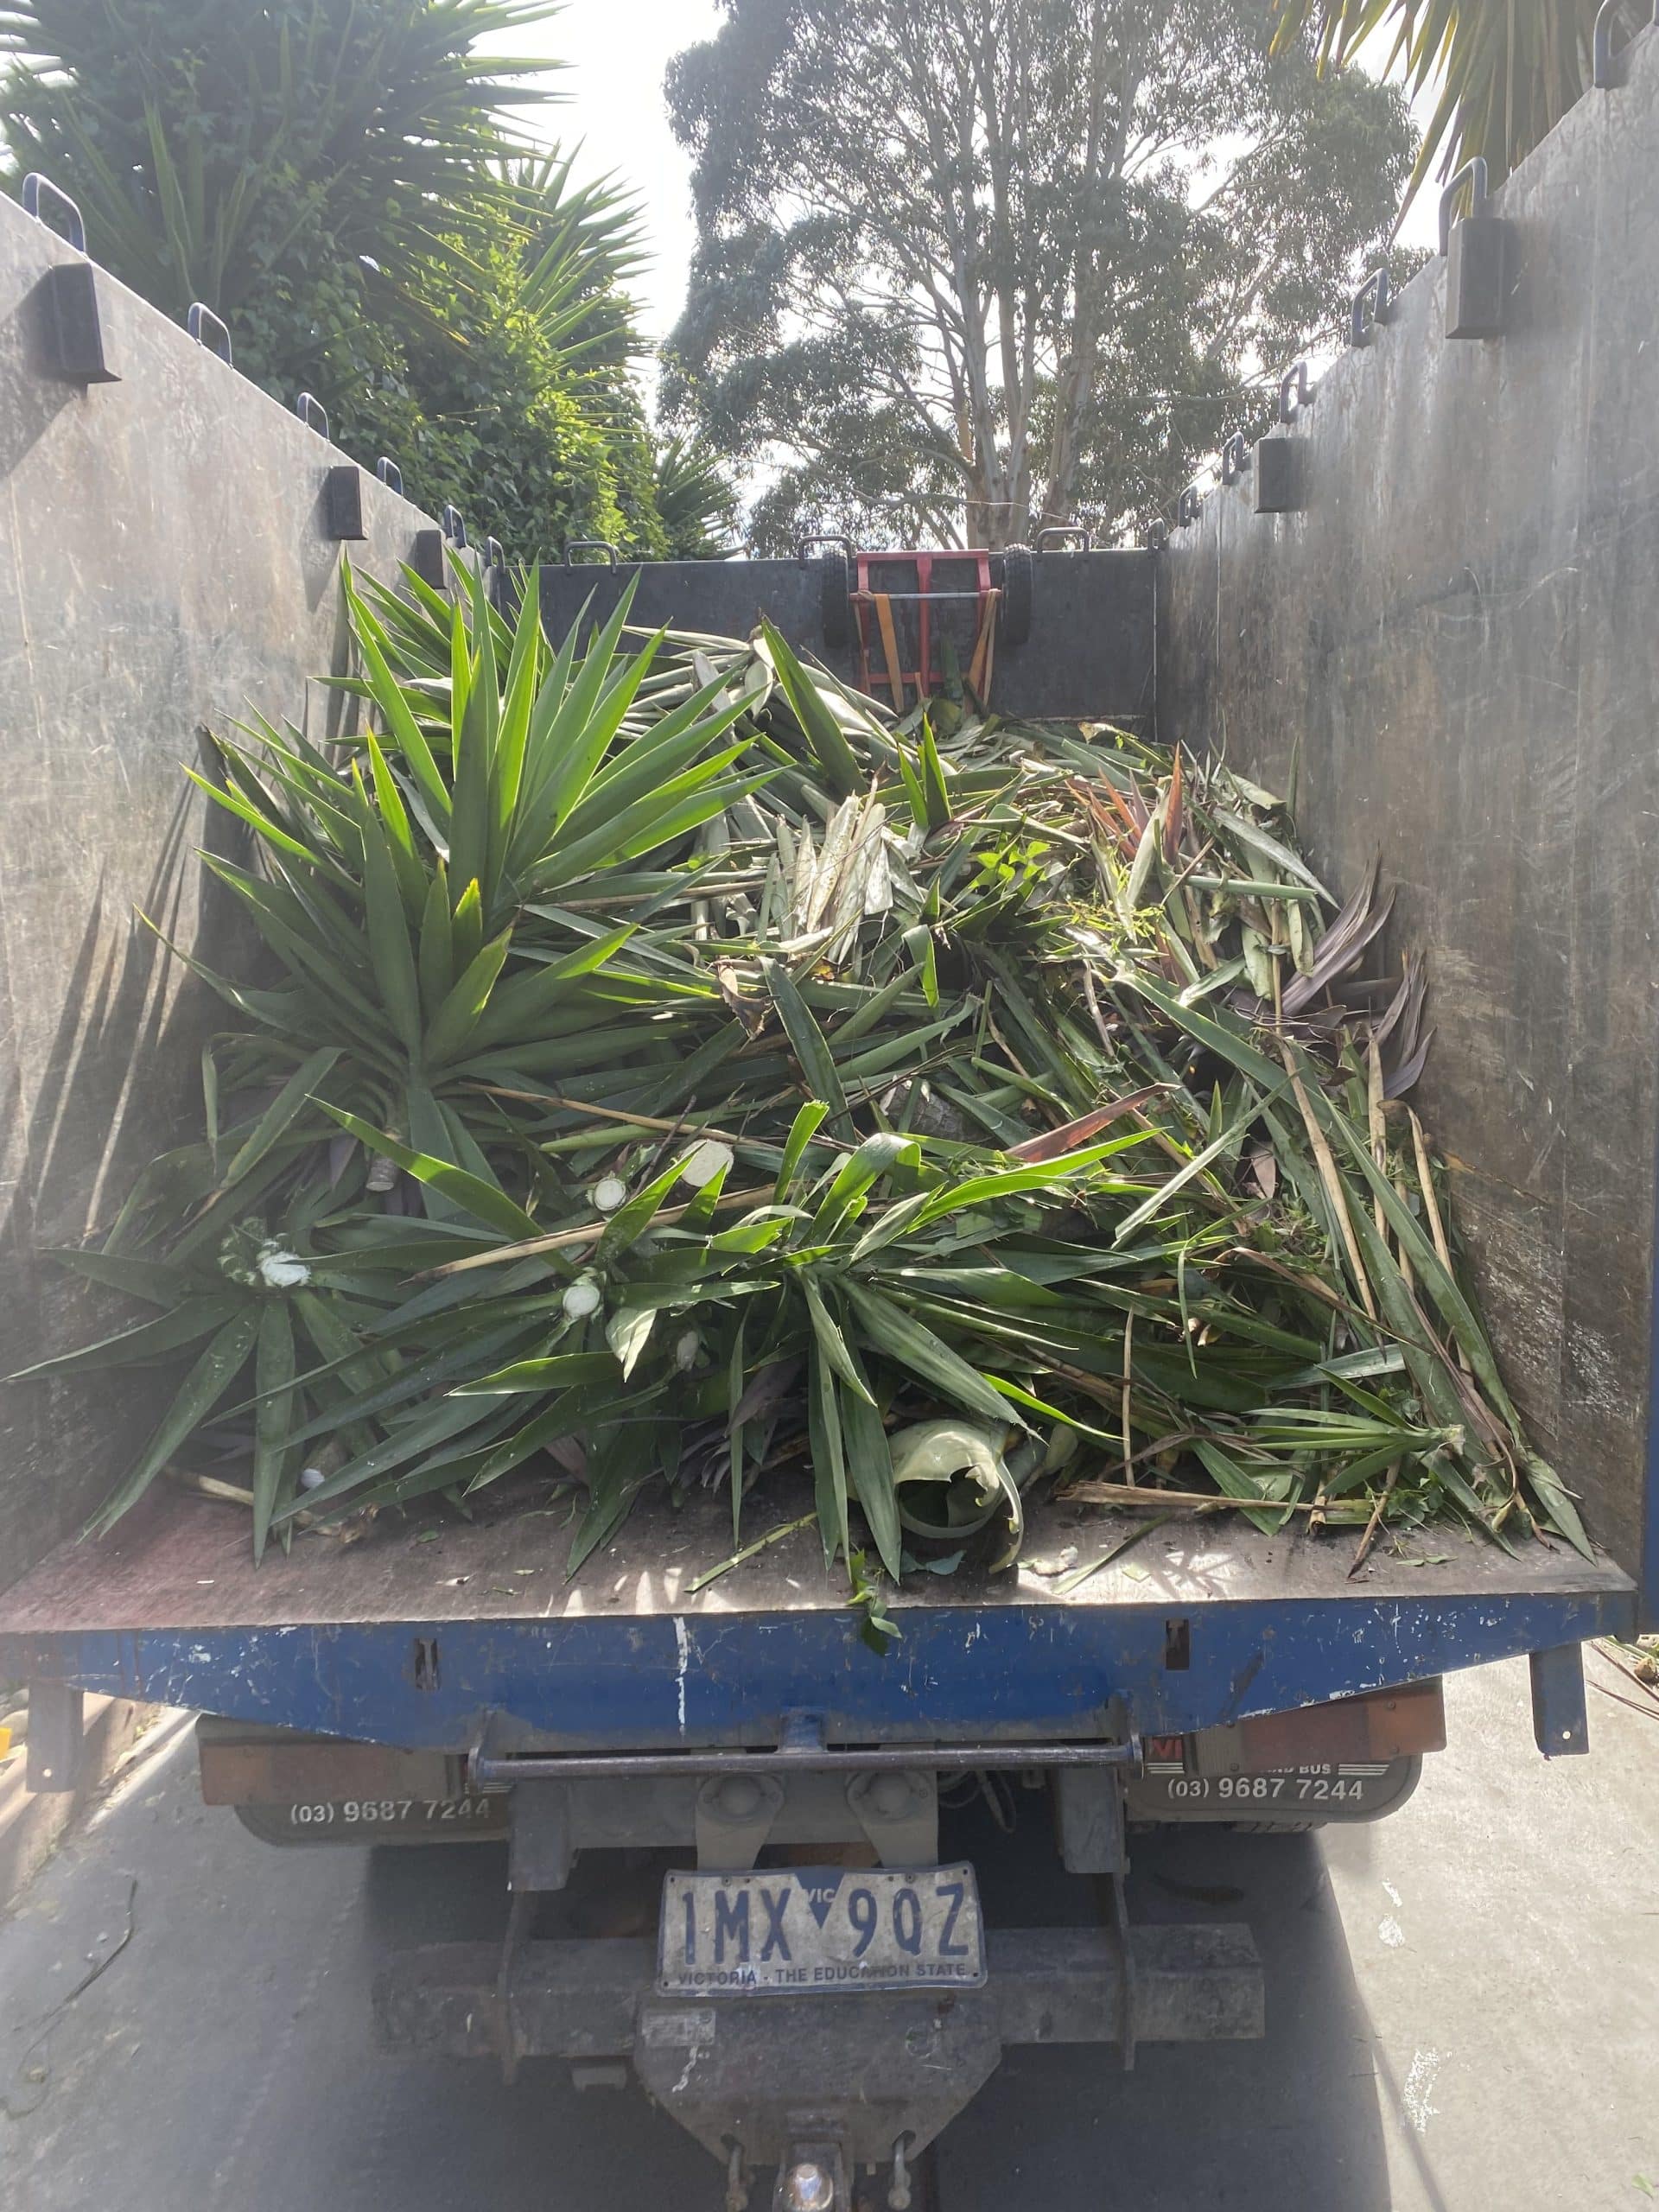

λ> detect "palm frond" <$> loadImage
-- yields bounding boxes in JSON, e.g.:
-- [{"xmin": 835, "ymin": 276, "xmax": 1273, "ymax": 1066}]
[{"xmin": 1272, "ymin": 0, "xmax": 1610, "ymax": 195}]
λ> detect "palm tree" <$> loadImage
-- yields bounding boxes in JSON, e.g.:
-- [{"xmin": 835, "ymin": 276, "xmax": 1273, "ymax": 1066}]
[
  {"xmin": 1271, "ymin": 0, "xmax": 1639, "ymax": 197},
  {"xmin": 0, "ymin": 0, "xmax": 560, "ymax": 316},
  {"xmin": 652, "ymin": 435, "xmax": 740, "ymax": 559}
]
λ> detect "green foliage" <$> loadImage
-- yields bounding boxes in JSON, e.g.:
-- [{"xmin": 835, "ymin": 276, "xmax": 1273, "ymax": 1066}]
[
  {"xmin": 0, "ymin": 0, "xmax": 716, "ymax": 556},
  {"xmin": 15, "ymin": 572, "xmax": 1580, "ymax": 1586},
  {"xmin": 0, "ymin": 0, "xmax": 554, "ymax": 315},
  {"xmin": 330, "ymin": 154, "xmax": 669, "ymax": 557},
  {"xmin": 652, "ymin": 433, "xmax": 741, "ymax": 558},
  {"xmin": 662, "ymin": 0, "xmax": 1417, "ymax": 547},
  {"xmin": 1271, "ymin": 0, "xmax": 1606, "ymax": 198}
]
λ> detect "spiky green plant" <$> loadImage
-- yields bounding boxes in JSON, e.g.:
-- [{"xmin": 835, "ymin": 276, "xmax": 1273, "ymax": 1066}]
[
  {"xmin": 1272, "ymin": 0, "xmax": 1618, "ymax": 199},
  {"xmin": 13, "ymin": 563, "xmax": 1588, "ymax": 1591}
]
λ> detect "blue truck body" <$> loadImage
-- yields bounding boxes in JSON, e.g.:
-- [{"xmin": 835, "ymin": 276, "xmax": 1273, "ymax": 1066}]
[{"xmin": 0, "ymin": 1487, "xmax": 1630, "ymax": 1760}]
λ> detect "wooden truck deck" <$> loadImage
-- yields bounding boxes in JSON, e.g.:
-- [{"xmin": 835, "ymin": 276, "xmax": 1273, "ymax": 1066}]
[{"xmin": 0, "ymin": 1483, "xmax": 1633, "ymax": 1758}]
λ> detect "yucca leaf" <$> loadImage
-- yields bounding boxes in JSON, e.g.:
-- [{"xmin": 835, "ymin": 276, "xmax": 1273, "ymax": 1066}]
[
  {"xmin": 760, "ymin": 620, "xmax": 863, "ymax": 798},
  {"xmin": 598, "ymin": 1154, "xmax": 689, "ymax": 1259},
  {"xmin": 184, "ymin": 766, "xmax": 356, "ymax": 890},
  {"xmin": 364, "ymin": 730, "xmax": 429, "ymax": 916},
  {"xmin": 53, "ymin": 1250, "xmax": 195, "ymax": 1305},
  {"xmin": 290, "ymin": 1392, "xmax": 524, "ymax": 1514},
  {"xmin": 566, "ymin": 1447, "xmax": 657, "ymax": 1578},
  {"xmin": 422, "ymin": 931, "xmax": 514, "ymax": 1066},
  {"xmin": 842, "ymin": 1280, "xmax": 1027, "ymax": 1430},
  {"xmin": 486, "ymin": 566, "xmax": 543, "ymax": 888},
  {"xmin": 280, "ymin": 1319, "xmax": 531, "ymax": 1446},
  {"xmin": 839, "ymin": 1345, "xmax": 901, "ymax": 1579},
  {"xmin": 451, "ymin": 875, "xmax": 485, "ymax": 975},
  {"xmin": 801, "ymin": 1274, "xmax": 876, "ymax": 1405},
  {"xmin": 807, "ymin": 1341, "xmax": 851, "ymax": 1567},
  {"xmin": 558, "ymin": 674, "xmax": 753, "ymax": 840},
  {"xmin": 417, "ymin": 865, "xmax": 456, "ymax": 1017},
  {"xmin": 893, "ymin": 735, "xmax": 930, "ymax": 828},
  {"xmin": 522, "ymin": 588, "xmax": 649, "ymax": 837},
  {"xmin": 727, "ymin": 1309, "xmax": 749, "ymax": 1543},
  {"xmin": 763, "ymin": 958, "xmax": 851, "ymax": 1131},
  {"xmin": 89, "ymin": 1308, "xmax": 262, "ymax": 1533},
  {"xmin": 457, "ymin": 1351, "xmax": 624, "ymax": 1395},
  {"xmin": 8, "ymin": 1296, "xmax": 231, "ymax": 1380},
  {"xmin": 607, "ymin": 1303, "xmax": 658, "ymax": 1381},
  {"xmin": 918, "ymin": 719, "xmax": 952, "ymax": 830},
  {"xmin": 776, "ymin": 1101, "xmax": 832, "ymax": 1199},
  {"xmin": 211, "ymin": 1047, "xmax": 343, "ymax": 1201},
  {"xmin": 315, "ymin": 1104, "xmax": 539, "ymax": 1239},
  {"xmin": 448, "ymin": 599, "xmax": 497, "ymax": 915},
  {"xmin": 353, "ymin": 766, "xmax": 424, "ymax": 1058},
  {"xmin": 810, "ymin": 1132, "xmax": 918, "ymax": 1243},
  {"xmin": 251, "ymin": 1302, "xmax": 297, "ymax": 1563},
  {"xmin": 199, "ymin": 857, "xmax": 391, "ymax": 1045},
  {"xmin": 535, "ymin": 754, "xmax": 765, "ymax": 891},
  {"xmin": 344, "ymin": 582, "xmax": 452, "ymax": 825}
]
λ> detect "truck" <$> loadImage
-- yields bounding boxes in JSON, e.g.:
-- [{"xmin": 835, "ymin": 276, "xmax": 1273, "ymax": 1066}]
[{"xmin": 2, "ymin": 38, "xmax": 1656, "ymax": 2212}]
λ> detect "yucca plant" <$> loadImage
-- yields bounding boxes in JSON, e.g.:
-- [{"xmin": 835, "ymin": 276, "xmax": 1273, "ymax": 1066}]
[
  {"xmin": 161, "ymin": 564, "xmax": 762, "ymax": 1204},
  {"xmin": 15, "ymin": 560, "xmax": 1589, "ymax": 1596},
  {"xmin": 1272, "ymin": 0, "xmax": 1618, "ymax": 197},
  {"xmin": 13, "ymin": 564, "xmax": 762, "ymax": 1556}
]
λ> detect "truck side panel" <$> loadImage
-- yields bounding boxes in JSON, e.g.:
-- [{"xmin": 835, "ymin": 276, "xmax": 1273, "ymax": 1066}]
[
  {"xmin": 1158, "ymin": 44, "xmax": 1659, "ymax": 1620},
  {"xmin": 0, "ymin": 194, "xmax": 448, "ymax": 1594}
]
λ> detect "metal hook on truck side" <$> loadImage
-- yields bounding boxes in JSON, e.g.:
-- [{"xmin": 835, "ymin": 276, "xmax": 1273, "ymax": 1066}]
[
  {"xmin": 563, "ymin": 538, "xmax": 618, "ymax": 568},
  {"xmin": 1350, "ymin": 266, "xmax": 1394, "ymax": 347},
  {"xmin": 375, "ymin": 456, "xmax": 403, "ymax": 496},
  {"xmin": 186, "ymin": 302, "xmax": 233, "ymax": 366},
  {"xmin": 22, "ymin": 173, "xmax": 86, "ymax": 254},
  {"xmin": 1278, "ymin": 359, "xmax": 1315, "ymax": 423},
  {"xmin": 1176, "ymin": 482, "xmax": 1205, "ymax": 528},
  {"xmin": 797, "ymin": 533, "xmax": 855, "ymax": 566},
  {"xmin": 1592, "ymin": 0, "xmax": 1656, "ymax": 86},
  {"xmin": 24, "ymin": 173, "xmax": 120, "ymax": 385},
  {"xmin": 295, "ymin": 391, "xmax": 329, "ymax": 440},
  {"xmin": 1036, "ymin": 524, "xmax": 1092, "ymax": 550},
  {"xmin": 1439, "ymin": 151, "xmax": 1512, "ymax": 339},
  {"xmin": 1220, "ymin": 434, "xmax": 1251, "ymax": 486},
  {"xmin": 442, "ymin": 504, "xmax": 468, "ymax": 548},
  {"xmin": 484, "ymin": 537, "xmax": 509, "ymax": 613},
  {"xmin": 1438, "ymin": 158, "xmax": 1490, "ymax": 254}
]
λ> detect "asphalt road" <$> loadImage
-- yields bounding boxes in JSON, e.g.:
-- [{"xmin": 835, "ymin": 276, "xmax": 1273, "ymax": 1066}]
[{"xmin": 1, "ymin": 1650, "xmax": 1656, "ymax": 2212}]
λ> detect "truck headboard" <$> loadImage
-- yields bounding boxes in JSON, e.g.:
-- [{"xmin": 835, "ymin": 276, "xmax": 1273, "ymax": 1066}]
[
  {"xmin": 1158, "ymin": 40, "xmax": 1659, "ymax": 1623},
  {"xmin": 537, "ymin": 547, "xmax": 1155, "ymax": 727}
]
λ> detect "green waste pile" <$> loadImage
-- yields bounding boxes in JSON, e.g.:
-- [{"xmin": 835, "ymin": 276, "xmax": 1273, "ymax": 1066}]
[{"xmin": 15, "ymin": 562, "xmax": 1590, "ymax": 1594}]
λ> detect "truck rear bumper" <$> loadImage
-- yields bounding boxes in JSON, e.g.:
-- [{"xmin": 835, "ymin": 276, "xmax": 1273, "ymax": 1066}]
[
  {"xmin": 376, "ymin": 1923, "xmax": 1263, "ymax": 2166},
  {"xmin": 377, "ymin": 1924, "xmax": 1263, "ymax": 2057}
]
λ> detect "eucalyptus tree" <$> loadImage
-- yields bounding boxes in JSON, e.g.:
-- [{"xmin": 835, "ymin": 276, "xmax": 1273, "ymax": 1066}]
[{"xmin": 664, "ymin": 0, "xmax": 1414, "ymax": 547}]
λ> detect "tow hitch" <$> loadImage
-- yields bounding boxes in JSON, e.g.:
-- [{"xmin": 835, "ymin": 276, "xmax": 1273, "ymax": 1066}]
[
  {"xmin": 377, "ymin": 1912, "xmax": 1262, "ymax": 2202},
  {"xmin": 369, "ymin": 1733, "xmax": 1262, "ymax": 2203}
]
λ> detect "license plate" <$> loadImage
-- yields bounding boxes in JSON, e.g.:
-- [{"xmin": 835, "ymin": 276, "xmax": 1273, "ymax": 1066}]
[{"xmin": 658, "ymin": 1864, "xmax": 987, "ymax": 1995}]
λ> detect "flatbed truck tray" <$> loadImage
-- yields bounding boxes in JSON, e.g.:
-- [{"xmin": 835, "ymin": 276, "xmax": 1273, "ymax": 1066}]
[{"xmin": 0, "ymin": 1483, "xmax": 1633, "ymax": 1759}]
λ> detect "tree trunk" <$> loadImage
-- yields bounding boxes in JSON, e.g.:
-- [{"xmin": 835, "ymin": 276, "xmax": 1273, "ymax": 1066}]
[{"xmin": 1041, "ymin": 6, "xmax": 1139, "ymax": 530}]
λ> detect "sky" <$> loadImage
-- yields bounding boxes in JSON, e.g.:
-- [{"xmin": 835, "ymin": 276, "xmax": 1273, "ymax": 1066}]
[{"xmin": 512, "ymin": 3, "xmax": 726, "ymax": 366}]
